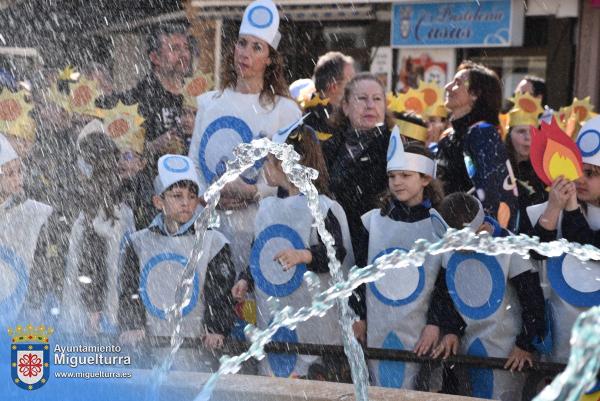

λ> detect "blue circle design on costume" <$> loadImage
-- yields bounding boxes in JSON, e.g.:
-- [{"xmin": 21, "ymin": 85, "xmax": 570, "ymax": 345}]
[
  {"xmin": 585, "ymin": 380, "xmax": 600, "ymax": 395},
  {"xmin": 250, "ymin": 224, "xmax": 307, "ymax": 297},
  {"xmin": 547, "ymin": 254, "xmax": 600, "ymax": 307},
  {"xmin": 0, "ymin": 245, "xmax": 28, "ymax": 325},
  {"xmin": 378, "ymin": 331, "xmax": 405, "ymax": 388},
  {"xmin": 430, "ymin": 214, "xmax": 448, "ymax": 238},
  {"xmin": 446, "ymin": 252, "xmax": 505, "ymax": 320},
  {"xmin": 368, "ymin": 247, "xmax": 425, "ymax": 306},
  {"xmin": 387, "ymin": 135, "xmax": 397, "ymax": 162},
  {"xmin": 139, "ymin": 253, "xmax": 199, "ymax": 319},
  {"xmin": 163, "ymin": 156, "xmax": 190, "ymax": 173},
  {"xmin": 268, "ymin": 326, "xmax": 298, "ymax": 377},
  {"xmin": 248, "ymin": 5, "xmax": 274, "ymax": 28},
  {"xmin": 467, "ymin": 338, "xmax": 494, "ymax": 399},
  {"xmin": 198, "ymin": 116, "xmax": 254, "ymax": 183},
  {"xmin": 577, "ymin": 129, "xmax": 600, "ymax": 157}
]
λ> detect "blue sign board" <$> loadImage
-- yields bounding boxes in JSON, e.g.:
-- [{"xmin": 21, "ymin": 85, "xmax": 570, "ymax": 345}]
[{"xmin": 392, "ymin": 1, "xmax": 523, "ymax": 48}]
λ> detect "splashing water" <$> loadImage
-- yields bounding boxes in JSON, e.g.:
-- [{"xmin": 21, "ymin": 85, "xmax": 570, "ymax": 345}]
[{"xmin": 154, "ymin": 137, "xmax": 600, "ymax": 401}]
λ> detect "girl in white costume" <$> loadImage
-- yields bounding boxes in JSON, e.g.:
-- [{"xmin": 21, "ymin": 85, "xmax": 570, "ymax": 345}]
[
  {"xmin": 350, "ymin": 127, "xmax": 446, "ymax": 390},
  {"xmin": 58, "ymin": 121, "xmax": 136, "ymax": 336},
  {"xmin": 0, "ymin": 134, "xmax": 52, "ymax": 326},
  {"xmin": 434, "ymin": 193, "xmax": 546, "ymax": 401},
  {"xmin": 231, "ymin": 124, "xmax": 354, "ymax": 380},
  {"xmin": 188, "ymin": 0, "xmax": 301, "ymax": 274},
  {"xmin": 526, "ymin": 116, "xmax": 600, "ymax": 364}
]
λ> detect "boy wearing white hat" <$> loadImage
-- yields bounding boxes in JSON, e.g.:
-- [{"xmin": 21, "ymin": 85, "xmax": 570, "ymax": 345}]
[
  {"xmin": 0, "ymin": 133, "xmax": 53, "ymax": 325},
  {"xmin": 433, "ymin": 193, "xmax": 545, "ymax": 401},
  {"xmin": 350, "ymin": 127, "xmax": 447, "ymax": 390},
  {"xmin": 525, "ymin": 115, "xmax": 600, "ymax": 364},
  {"xmin": 118, "ymin": 154, "xmax": 236, "ymax": 370}
]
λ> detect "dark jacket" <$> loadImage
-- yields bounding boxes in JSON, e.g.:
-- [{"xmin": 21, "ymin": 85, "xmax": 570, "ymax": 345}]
[
  {"xmin": 118, "ymin": 224, "xmax": 236, "ymax": 337},
  {"xmin": 437, "ymin": 114, "xmax": 519, "ymax": 231},
  {"xmin": 303, "ymin": 94, "xmax": 336, "ymax": 142},
  {"xmin": 324, "ymin": 125, "xmax": 391, "ymax": 255},
  {"xmin": 514, "ymin": 159, "xmax": 548, "ymax": 234}
]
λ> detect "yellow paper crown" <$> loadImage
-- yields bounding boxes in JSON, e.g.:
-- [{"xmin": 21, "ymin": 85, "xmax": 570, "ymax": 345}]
[
  {"xmin": 509, "ymin": 92, "xmax": 544, "ymax": 117},
  {"xmin": 569, "ymin": 96, "xmax": 597, "ymax": 123},
  {"xmin": 0, "ymin": 88, "xmax": 36, "ymax": 141},
  {"xmin": 302, "ymin": 93, "xmax": 329, "ymax": 111},
  {"xmin": 388, "ymin": 88, "xmax": 426, "ymax": 116},
  {"xmin": 182, "ymin": 70, "xmax": 214, "ymax": 109},
  {"xmin": 507, "ymin": 108, "xmax": 539, "ymax": 129},
  {"xmin": 8, "ymin": 324, "xmax": 54, "ymax": 343},
  {"xmin": 58, "ymin": 65, "xmax": 80, "ymax": 82},
  {"xmin": 68, "ymin": 77, "xmax": 101, "ymax": 116},
  {"xmin": 417, "ymin": 80, "xmax": 447, "ymax": 118},
  {"xmin": 101, "ymin": 101, "xmax": 146, "ymax": 154}
]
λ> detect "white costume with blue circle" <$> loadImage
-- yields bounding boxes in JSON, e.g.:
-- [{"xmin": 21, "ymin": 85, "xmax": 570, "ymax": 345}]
[
  {"xmin": 188, "ymin": 89, "xmax": 301, "ymax": 274},
  {"xmin": 59, "ymin": 204, "xmax": 135, "ymax": 334},
  {"xmin": 363, "ymin": 209, "xmax": 443, "ymax": 389},
  {"xmin": 527, "ymin": 201, "xmax": 600, "ymax": 363},
  {"xmin": 129, "ymin": 227, "xmax": 228, "ymax": 338},
  {"xmin": 0, "ymin": 199, "xmax": 52, "ymax": 325},
  {"xmin": 443, "ymin": 250, "xmax": 531, "ymax": 401},
  {"xmin": 251, "ymin": 194, "xmax": 353, "ymax": 378}
]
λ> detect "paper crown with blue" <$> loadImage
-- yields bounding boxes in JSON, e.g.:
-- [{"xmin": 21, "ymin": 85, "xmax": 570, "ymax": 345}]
[
  {"xmin": 154, "ymin": 154, "xmax": 203, "ymax": 195},
  {"xmin": 386, "ymin": 126, "xmax": 436, "ymax": 176},
  {"xmin": 0, "ymin": 133, "xmax": 18, "ymax": 167},
  {"xmin": 576, "ymin": 115, "xmax": 600, "ymax": 168},
  {"xmin": 239, "ymin": 0, "xmax": 281, "ymax": 50},
  {"xmin": 272, "ymin": 113, "xmax": 312, "ymax": 144}
]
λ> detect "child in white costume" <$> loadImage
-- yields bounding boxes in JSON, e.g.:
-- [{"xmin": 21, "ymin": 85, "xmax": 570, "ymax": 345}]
[
  {"xmin": 58, "ymin": 120, "xmax": 136, "ymax": 335},
  {"xmin": 526, "ymin": 116, "xmax": 600, "ymax": 364},
  {"xmin": 350, "ymin": 128, "xmax": 447, "ymax": 390},
  {"xmin": 231, "ymin": 124, "xmax": 354, "ymax": 380},
  {"xmin": 0, "ymin": 133, "xmax": 52, "ymax": 325},
  {"xmin": 188, "ymin": 0, "xmax": 301, "ymax": 274},
  {"xmin": 433, "ymin": 193, "xmax": 546, "ymax": 401},
  {"xmin": 119, "ymin": 154, "xmax": 236, "ymax": 371}
]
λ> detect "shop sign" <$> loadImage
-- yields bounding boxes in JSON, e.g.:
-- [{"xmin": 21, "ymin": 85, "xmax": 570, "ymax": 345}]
[{"xmin": 391, "ymin": 0, "xmax": 524, "ymax": 48}]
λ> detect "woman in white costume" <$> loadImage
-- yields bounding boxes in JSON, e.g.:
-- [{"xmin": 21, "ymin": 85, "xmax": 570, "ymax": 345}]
[
  {"xmin": 350, "ymin": 127, "xmax": 447, "ymax": 390},
  {"xmin": 188, "ymin": 0, "xmax": 301, "ymax": 274},
  {"xmin": 526, "ymin": 116, "xmax": 600, "ymax": 364},
  {"xmin": 231, "ymin": 124, "xmax": 354, "ymax": 380}
]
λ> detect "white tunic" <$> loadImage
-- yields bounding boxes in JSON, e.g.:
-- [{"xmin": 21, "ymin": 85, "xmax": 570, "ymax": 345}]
[
  {"xmin": 251, "ymin": 194, "xmax": 352, "ymax": 378},
  {"xmin": 0, "ymin": 199, "xmax": 52, "ymax": 325},
  {"xmin": 362, "ymin": 208, "xmax": 444, "ymax": 390},
  {"xmin": 188, "ymin": 88, "xmax": 302, "ymax": 274},
  {"xmin": 59, "ymin": 204, "xmax": 135, "ymax": 334},
  {"xmin": 442, "ymin": 251, "xmax": 531, "ymax": 401},
  {"xmin": 527, "ymin": 202, "xmax": 600, "ymax": 363}
]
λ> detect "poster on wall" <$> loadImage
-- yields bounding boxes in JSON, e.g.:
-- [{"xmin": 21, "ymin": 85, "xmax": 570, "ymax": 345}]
[
  {"xmin": 395, "ymin": 48, "xmax": 456, "ymax": 93},
  {"xmin": 370, "ymin": 47, "xmax": 393, "ymax": 90}
]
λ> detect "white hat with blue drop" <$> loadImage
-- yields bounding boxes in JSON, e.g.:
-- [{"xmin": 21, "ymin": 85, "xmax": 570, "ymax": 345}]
[
  {"xmin": 576, "ymin": 115, "xmax": 600, "ymax": 168},
  {"xmin": 239, "ymin": 0, "xmax": 281, "ymax": 50},
  {"xmin": 386, "ymin": 126, "xmax": 436, "ymax": 176},
  {"xmin": 154, "ymin": 154, "xmax": 203, "ymax": 195},
  {"xmin": 0, "ymin": 133, "xmax": 18, "ymax": 167}
]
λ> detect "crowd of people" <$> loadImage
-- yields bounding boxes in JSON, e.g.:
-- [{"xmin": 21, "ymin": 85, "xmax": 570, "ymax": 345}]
[{"xmin": 1, "ymin": 0, "xmax": 600, "ymax": 400}]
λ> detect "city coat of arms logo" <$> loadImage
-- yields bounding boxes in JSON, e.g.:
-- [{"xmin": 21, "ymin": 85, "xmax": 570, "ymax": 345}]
[{"xmin": 8, "ymin": 324, "xmax": 53, "ymax": 390}]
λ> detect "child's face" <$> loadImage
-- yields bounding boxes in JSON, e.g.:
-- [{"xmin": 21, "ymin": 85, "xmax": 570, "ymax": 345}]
[
  {"xmin": 388, "ymin": 170, "xmax": 430, "ymax": 207},
  {"xmin": 0, "ymin": 159, "xmax": 24, "ymax": 198},
  {"xmin": 263, "ymin": 154, "xmax": 286, "ymax": 188},
  {"xmin": 427, "ymin": 116, "xmax": 447, "ymax": 144},
  {"xmin": 576, "ymin": 163, "xmax": 600, "ymax": 205},
  {"xmin": 153, "ymin": 185, "xmax": 200, "ymax": 224}
]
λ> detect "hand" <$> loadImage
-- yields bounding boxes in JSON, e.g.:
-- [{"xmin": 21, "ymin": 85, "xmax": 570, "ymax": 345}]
[
  {"xmin": 203, "ymin": 333, "xmax": 225, "ymax": 350},
  {"xmin": 414, "ymin": 325, "xmax": 440, "ymax": 356},
  {"xmin": 220, "ymin": 179, "xmax": 257, "ymax": 202},
  {"xmin": 432, "ymin": 334, "xmax": 459, "ymax": 359},
  {"xmin": 547, "ymin": 176, "xmax": 576, "ymax": 212},
  {"xmin": 565, "ymin": 186, "xmax": 579, "ymax": 211},
  {"xmin": 504, "ymin": 346, "xmax": 533, "ymax": 372},
  {"xmin": 274, "ymin": 249, "xmax": 312, "ymax": 271},
  {"xmin": 148, "ymin": 129, "xmax": 184, "ymax": 155},
  {"xmin": 231, "ymin": 279, "xmax": 249, "ymax": 302},
  {"xmin": 119, "ymin": 329, "xmax": 146, "ymax": 346},
  {"xmin": 352, "ymin": 320, "xmax": 367, "ymax": 345}
]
